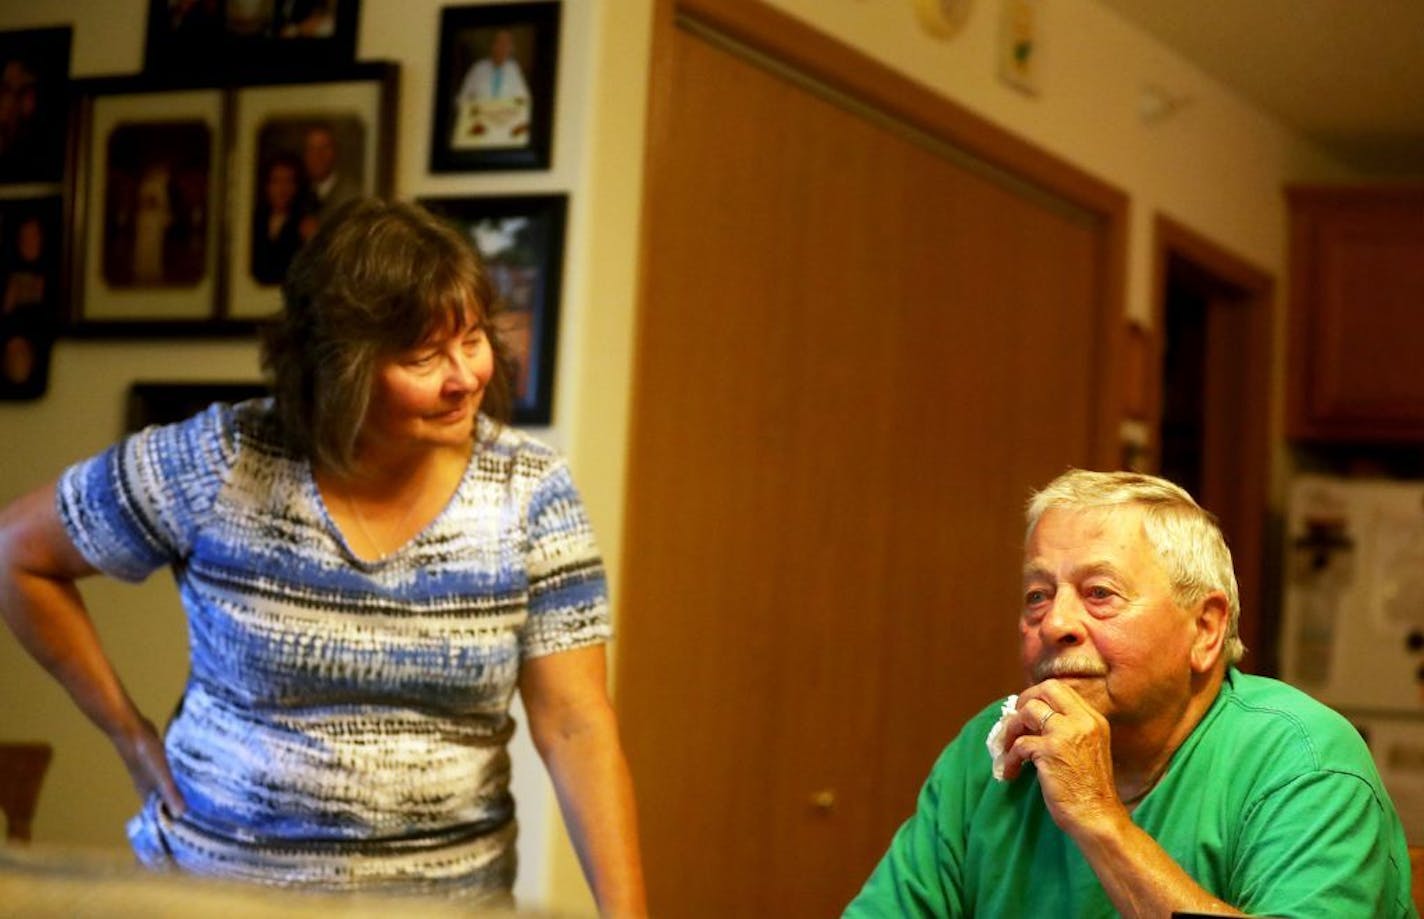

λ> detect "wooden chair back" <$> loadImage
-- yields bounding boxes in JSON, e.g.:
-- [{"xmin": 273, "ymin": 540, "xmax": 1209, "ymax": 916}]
[{"xmin": 0, "ymin": 742, "xmax": 53, "ymax": 842}]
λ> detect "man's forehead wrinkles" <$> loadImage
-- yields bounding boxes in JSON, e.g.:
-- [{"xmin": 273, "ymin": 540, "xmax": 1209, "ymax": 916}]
[{"xmin": 1022, "ymin": 559, "xmax": 1125, "ymax": 582}]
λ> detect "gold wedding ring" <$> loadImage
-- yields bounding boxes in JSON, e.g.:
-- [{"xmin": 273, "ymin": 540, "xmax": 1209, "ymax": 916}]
[{"xmin": 1039, "ymin": 709, "xmax": 1058, "ymax": 730}]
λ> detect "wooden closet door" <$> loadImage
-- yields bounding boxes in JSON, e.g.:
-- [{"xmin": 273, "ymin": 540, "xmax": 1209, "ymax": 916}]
[{"xmin": 616, "ymin": 5, "xmax": 1121, "ymax": 915}]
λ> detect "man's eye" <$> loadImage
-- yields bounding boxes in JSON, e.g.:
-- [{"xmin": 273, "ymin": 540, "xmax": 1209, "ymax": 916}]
[
  {"xmin": 1085, "ymin": 585, "xmax": 1114, "ymax": 601},
  {"xmin": 1025, "ymin": 589, "xmax": 1049, "ymax": 606}
]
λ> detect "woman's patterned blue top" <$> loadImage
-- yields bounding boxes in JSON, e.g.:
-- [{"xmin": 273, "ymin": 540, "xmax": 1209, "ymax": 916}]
[{"xmin": 55, "ymin": 399, "xmax": 611, "ymax": 900}]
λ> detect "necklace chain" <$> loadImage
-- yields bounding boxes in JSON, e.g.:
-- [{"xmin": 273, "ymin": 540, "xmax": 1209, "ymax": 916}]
[{"xmin": 340, "ymin": 473, "xmax": 428, "ymax": 559}]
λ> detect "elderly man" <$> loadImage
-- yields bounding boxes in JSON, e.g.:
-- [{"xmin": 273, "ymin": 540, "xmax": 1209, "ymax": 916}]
[{"xmin": 847, "ymin": 470, "xmax": 1415, "ymax": 917}]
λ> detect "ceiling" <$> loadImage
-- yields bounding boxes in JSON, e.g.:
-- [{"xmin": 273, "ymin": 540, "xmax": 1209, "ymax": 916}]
[{"xmin": 1094, "ymin": 0, "xmax": 1424, "ymax": 177}]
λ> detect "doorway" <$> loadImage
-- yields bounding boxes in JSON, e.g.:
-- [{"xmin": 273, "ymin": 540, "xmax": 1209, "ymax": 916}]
[{"xmin": 1151, "ymin": 215, "xmax": 1275, "ymax": 673}]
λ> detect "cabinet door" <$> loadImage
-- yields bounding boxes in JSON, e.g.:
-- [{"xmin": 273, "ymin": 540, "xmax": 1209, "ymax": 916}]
[{"xmin": 1288, "ymin": 187, "xmax": 1424, "ymax": 441}]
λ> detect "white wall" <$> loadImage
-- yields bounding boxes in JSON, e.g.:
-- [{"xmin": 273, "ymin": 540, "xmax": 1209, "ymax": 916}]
[{"xmin": 0, "ymin": 0, "xmax": 1368, "ymax": 914}]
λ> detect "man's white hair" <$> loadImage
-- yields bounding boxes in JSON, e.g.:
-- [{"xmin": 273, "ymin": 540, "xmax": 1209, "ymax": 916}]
[{"xmin": 1025, "ymin": 469, "xmax": 1244, "ymax": 666}]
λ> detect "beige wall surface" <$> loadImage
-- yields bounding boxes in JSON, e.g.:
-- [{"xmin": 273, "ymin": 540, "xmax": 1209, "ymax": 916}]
[{"xmin": 0, "ymin": 0, "xmax": 1362, "ymax": 914}]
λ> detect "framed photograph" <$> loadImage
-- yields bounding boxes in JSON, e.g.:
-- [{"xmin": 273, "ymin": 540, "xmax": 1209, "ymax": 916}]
[
  {"xmin": 419, "ymin": 194, "xmax": 566, "ymax": 425},
  {"xmin": 126, "ymin": 380, "xmax": 268, "ymax": 432},
  {"xmin": 63, "ymin": 66, "xmax": 397, "ymax": 336},
  {"xmin": 66, "ymin": 80, "xmax": 229, "ymax": 335},
  {"xmin": 429, "ymin": 2, "xmax": 560, "ymax": 173},
  {"xmin": 228, "ymin": 64, "xmax": 397, "ymax": 320},
  {"xmin": 0, "ymin": 27, "xmax": 72, "ymax": 185},
  {"xmin": 144, "ymin": 0, "xmax": 361, "ymax": 81},
  {"xmin": 0, "ymin": 196, "xmax": 63, "ymax": 400}
]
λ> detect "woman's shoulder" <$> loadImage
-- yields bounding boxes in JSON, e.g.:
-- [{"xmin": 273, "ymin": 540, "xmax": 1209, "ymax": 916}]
[
  {"xmin": 169, "ymin": 396, "xmax": 293, "ymax": 471},
  {"xmin": 216, "ymin": 396, "xmax": 283, "ymax": 446},
  {"xmin": 476, "ymin": 415, "xmax": 562, "ymax": 465},
  {"xmin": 471, "ymin": 416, "xmax": 581, "ymax": 506}
]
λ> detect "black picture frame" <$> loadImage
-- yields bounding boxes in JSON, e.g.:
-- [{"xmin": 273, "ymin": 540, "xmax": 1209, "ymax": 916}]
[
  {"xmin": 227, "ymin": 64, "xmax": 399, "ymax": 321},
  {"xmin": 64, "ymin": 63, "xmax": 398, "ymax": 337},
  {"xmin": 65, "ymin": 77, "xmax": 230, "ymax": 337},
  {"xmin": 429, "ymin": 2, "xmax": 560, "ymax": 173},
  {"xmin": 419, "ymin": 194, "xmax": 567, "ymax": 425},
  {"xmin": 143, "ymin": 0, "xmax": 361, "ymax": 82},
  {"xmin": 126, "ymin": 380, "xmax": 269, "ymax": 433},
  {"xmin": 0, "ymin": 27, "xmax": 72, "ymax": 186},
  {"xmin": 0, "ymin": 195, "xmax": 63, "ymax": 400}
]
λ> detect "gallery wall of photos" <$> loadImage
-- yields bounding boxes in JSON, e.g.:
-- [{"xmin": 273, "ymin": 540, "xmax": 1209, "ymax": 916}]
[{"xmin": 0, "ymin": 0, "xmax": 567, "ymax": 426}]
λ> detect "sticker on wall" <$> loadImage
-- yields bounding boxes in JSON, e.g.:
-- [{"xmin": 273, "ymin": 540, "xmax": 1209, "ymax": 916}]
[{"xmin": 997, "ymin": 0, "xmax": 1042, "ymax": 94}]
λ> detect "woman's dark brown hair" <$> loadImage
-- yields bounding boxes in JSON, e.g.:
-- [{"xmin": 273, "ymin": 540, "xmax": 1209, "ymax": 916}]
[{"xmin": 260, "ymin": 197, "xmax": 515, "ymax": 474}]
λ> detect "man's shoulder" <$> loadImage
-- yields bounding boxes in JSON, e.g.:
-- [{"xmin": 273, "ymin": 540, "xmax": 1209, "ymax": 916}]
[
  {"xmin": 1222, "ymin": 669, "xmax": 1351, "ymax": 730},
  {"xmin": 1212, "ymin": 669, "xmax": 1374, "ymax": 775}
]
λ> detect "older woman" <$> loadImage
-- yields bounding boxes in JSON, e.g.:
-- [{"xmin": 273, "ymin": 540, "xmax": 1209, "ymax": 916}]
[{"xmin": 0, "ymin": 198, "xmax": 645, "ymax": 912}]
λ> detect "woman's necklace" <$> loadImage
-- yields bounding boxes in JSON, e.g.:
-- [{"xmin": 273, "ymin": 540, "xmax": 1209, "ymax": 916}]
[{"xmin": 338, "ymin": 467, "xmax": 430, "ymax": 559}]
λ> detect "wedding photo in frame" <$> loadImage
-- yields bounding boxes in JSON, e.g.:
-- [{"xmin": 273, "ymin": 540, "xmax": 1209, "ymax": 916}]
[
  {"xmin": 227, "ymin": 64, "xmax": 396, "ymax": 321},
  {"xmin": 429, "ymin": 2, "xmax": 561, "ymax": 173},
  {"xmin": 0, "ymin": 26, "xmax": 72, "ymax": 186},
  {"xmin": 66, "ymin": 79, "xmax": 228, "ymax": 335},
  {"xmin": 143, "ymin": 0, "xmax": 361, "ymax": 81},
  {"xmin": 419, "ymin": 194, "xmax": 566, "ymax": 425}
]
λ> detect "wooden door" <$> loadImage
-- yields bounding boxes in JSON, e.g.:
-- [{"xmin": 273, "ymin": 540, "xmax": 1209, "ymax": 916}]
[{"xmin": 616, "ymin": 4, "xmax": 1125, "ymax": 915}]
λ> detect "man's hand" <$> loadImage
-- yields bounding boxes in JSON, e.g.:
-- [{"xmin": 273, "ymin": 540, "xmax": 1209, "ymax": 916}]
[{"xmin": 997, "ymin": 679, "xmax": 1124, "ymax": 835}]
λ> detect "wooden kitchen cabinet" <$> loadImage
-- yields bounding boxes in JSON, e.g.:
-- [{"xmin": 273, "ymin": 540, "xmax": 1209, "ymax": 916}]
[{"xmin": 1287, "ymin": 186, "xmax": 1424, "ymax": 441}]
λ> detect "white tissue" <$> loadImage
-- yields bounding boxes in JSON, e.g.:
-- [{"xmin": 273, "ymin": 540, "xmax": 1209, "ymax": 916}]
[{"xmin": 985, "ymin": 693, "xmax": 1018, "ymax": 781}]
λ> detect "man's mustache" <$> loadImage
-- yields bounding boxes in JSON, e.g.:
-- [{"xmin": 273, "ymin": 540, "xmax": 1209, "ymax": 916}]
[{"xmin": 1032, "ymin": 654, "xmax": 1108, "ymax": 683}]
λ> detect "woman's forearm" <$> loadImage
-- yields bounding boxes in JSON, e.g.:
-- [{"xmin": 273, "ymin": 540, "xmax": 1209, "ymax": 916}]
[
  {"xmin": 0, "ymin": 483, "xmax": 141, "ymax": 738},
  {"xmin": 2, "ymin": 566, "xmax": 145, "ymax": 740},
  {"xmin": 0, "ymin": 482, "xmax": 182, "ymax": 812},
  {"xmin": 538, "ymin": 702, "xmax": 647, "ymax": 917},
  {"xmin": 520, "ymin": 645, "xmax": 647, "ymax": 916}
]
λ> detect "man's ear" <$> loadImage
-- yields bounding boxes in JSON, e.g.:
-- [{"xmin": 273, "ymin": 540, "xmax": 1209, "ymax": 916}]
[{"xmin": 1190, "ymin": 591, "xmax": 1230, "ymax": 674}]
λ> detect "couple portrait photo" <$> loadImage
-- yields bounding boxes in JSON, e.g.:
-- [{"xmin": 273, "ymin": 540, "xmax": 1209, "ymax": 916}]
[{"xmin": 250, "ymin": 117, "xmax": 363, "ymax": 285}]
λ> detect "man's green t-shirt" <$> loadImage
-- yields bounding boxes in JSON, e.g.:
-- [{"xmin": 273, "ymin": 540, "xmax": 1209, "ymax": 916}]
[{"xmin": 846, "ymin": 669, "xmax": 1416, "ymax": 917}]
